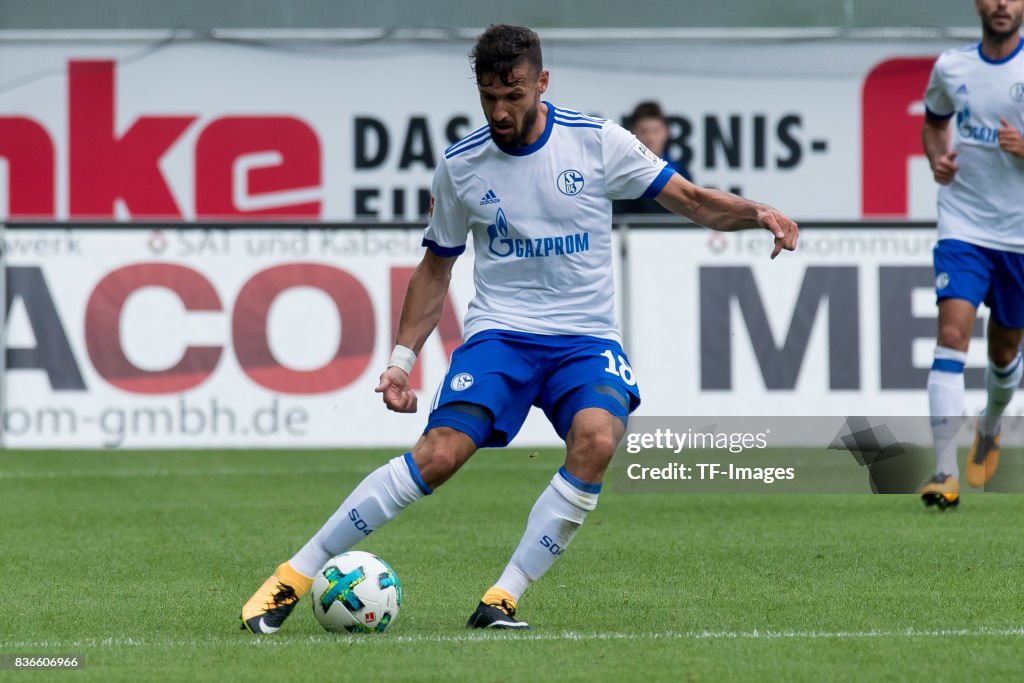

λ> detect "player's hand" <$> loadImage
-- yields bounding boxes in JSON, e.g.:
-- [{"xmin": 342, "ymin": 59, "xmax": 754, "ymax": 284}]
[
  {"xmin": 375, "ymin": 367, "xmax": 418, "ymax": 413},
  {"xmin": 998, "ymin": 118, "xmax": 1024, "ymax": 158},
  {"xmin": 757, "ymin": 206, "xmax": 799, "ymax": 260},
  {"xmin": 932, "ymin": 151, "xmax": 959, "ymax": 185}
]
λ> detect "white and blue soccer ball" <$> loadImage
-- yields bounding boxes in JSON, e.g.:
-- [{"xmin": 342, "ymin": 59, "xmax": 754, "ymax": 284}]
[{"xmin": 311, "ymin": 551, "xmax": 402, "ymax": 633}]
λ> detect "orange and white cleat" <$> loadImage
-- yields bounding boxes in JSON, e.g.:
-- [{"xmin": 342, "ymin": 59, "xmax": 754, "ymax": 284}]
[
  {"xmin": 919, "ymin": 473, "xmax": 960, "ymax": 511},
  {"xmin": 966, "ymin": 421, "xmax": 1001, "ymax": 488},
  {"xmin": 240, "ymin": 562, "xmax": 313, "ymax": 634}
]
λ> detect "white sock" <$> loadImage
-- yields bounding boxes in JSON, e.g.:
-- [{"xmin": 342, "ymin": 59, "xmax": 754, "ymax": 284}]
[
  {"xmin": 929, "ymin": 346, "xmax": 967, "ymax": 479},
  {"xmin": 982, "ymin": 353, "xmax": 1022, "ymax": 436},
  {"xmin": 495, "ymin": 467, "xmax": 599, "ymax": 601},
  {"xmin": 289, "ymin": 453, "xmax": 431, "ymax": 577}
]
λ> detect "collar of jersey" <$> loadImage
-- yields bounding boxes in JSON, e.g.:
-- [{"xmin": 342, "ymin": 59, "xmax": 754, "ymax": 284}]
[
  {"xmin": 977, "ymin": 36, "xmax": 1023, "ymax": 65},
  {"xmin": 494, "ymin": 101, "xmax": 555, "ymax": 157}
]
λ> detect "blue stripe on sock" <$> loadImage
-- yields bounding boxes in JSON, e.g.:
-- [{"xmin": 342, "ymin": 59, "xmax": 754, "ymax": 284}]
[
  {"xmin": 558, "ymin": 466, "xmax": 602, "ymax": 494},
  {"xmin": 404, "ymin": 452, "xmax": 432, "ymax": 496},
  {"xmin": 932, "ymin": 358, "xmax": 965, "ymax": 373},
  {"xmin": 993, "ymin": 354, "xmax": 1022, "ymax": 378}
]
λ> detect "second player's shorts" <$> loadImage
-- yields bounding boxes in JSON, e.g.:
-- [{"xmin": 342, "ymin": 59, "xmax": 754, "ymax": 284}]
[
  {"xmin": 425, "ymin": 329, "xmax": 641, "ymax": 447},
  {"xmin": 934, "ymin": 238, "xmax": 1024, "ymax": 329}
]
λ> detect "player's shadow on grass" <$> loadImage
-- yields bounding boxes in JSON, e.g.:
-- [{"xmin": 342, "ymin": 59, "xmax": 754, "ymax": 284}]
[{"xmin": 828, "ymin": 418, "xmax": 933, "ymax": 494}]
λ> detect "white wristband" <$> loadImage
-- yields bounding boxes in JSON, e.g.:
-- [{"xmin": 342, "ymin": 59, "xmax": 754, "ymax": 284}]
[{"xmin": 387, "ymin": 345, "xmax": 417, "ymax": 374}]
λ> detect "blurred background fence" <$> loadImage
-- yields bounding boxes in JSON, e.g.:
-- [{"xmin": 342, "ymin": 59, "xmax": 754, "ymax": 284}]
[{"xmin": 0, "ymin": 0, "xmax": 981, "ymax": 31}]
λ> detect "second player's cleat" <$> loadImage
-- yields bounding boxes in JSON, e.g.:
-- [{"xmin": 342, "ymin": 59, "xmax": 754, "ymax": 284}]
[
  {"xmin": 919, "ymin": 473, "xmax": 960, "ymax": 511},
  {"xmin": 240, "ymin": 562, "xmax": 313, "ymax": 634},
  {"xmin": 466, "ymin": 599, "xmax": 531, "ymax": 630},
  {"xmin": 966, "ymin": 421, "xmax": 1001, "ymax": 488}
]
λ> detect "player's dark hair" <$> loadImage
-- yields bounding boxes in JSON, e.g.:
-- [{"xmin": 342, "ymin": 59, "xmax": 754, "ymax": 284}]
[
  {"xmin": 628, "ymin": 101, "xmax": 666, "ymax": 128},
  {"xmin": 472, "ymin": 24, "xmax": 543, "ymax": 86}
]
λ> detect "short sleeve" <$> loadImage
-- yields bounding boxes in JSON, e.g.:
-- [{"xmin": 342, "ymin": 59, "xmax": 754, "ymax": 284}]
[
  {"xmin": 924, "ymin": 58, "xmax": 955, "ymax": 121},
  {"xmin": 601, "ymin": 121, "xmax": 675, "ymax": 201},
  {"xmin": 422, "ymin": 158, "xmax": 469, "ymax": 257}
]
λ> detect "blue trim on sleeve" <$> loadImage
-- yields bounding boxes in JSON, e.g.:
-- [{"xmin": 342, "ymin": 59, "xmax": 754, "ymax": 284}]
[
  {"xmin": 641, "ymin": 165, "xmax": 676, "ymax": 199},
  {"xmin": 552, "ymin": 107, "xmax": 607, "ymax": 124},
  {"xmin": 444, "ymin": 125, "xmax": 489, "ymax": 155},
  {"xmin": 925, "ymin": 105, "xmax": 955, "ymax": 121},
  {"xmin": 932, "ymin": 358, "xmax": 965, "ymax": 374},
  {"xmin": 404, "ymin": 452, "xmax": 433, "ymax": 496},
  {"xmin": 495, "ymin": 102, "xmax": 555, "ymax": 157},
  {"xmin": 421, "ymin": 238, "xmax": 466, "ymax": 257},
  {"xmin": 445, "ymin": 136, "xmax": 491, "ymax": 159},
  {"xmin": 554, "ymin": 119, "xmax": 603, "ymax": 129},
  {"xmin": 558, "ymin": 466, "xmax": 602, "ymax": 494},
  {"xmin": 978, "ymin": 37, "xmax": 1023, "ymax": 65}
]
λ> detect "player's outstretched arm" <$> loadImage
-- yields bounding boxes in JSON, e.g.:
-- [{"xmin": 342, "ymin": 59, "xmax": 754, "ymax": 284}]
[
  {"xmin": 375, "ymin": 250, "xmax": 458, "ymax": 413},
  {"xmin": 654, "ymin": 174, "xmax": 798, "ymax": 259}
]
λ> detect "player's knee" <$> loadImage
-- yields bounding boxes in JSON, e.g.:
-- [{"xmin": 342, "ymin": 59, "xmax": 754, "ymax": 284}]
[
  {"xmin": 570, "ymin": 428, "xmax": 617, "ymax": 463},
  {"xmin": 988, "ymin": 343, "xmax": 1020, "ymax": 368},
  {"xmin": 937, "ymin": 324, "xmax": 970, "ymax": 351}
]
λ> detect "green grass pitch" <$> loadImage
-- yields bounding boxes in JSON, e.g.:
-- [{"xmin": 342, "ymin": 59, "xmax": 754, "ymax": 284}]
[{"xmin": 1, "ymin": 448, "xmax": 1022, "ymax": 682}]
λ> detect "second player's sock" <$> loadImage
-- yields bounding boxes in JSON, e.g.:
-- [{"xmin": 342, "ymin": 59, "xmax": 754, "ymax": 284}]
[
  {"xmin": 982, "ymin": 352, "xmax": 1022, "ymax": 436},
  {"xmin": 491, "ymin": 467, "xmax": 599, "ymax": 603},
  {"xmin": 929, "ymin": 346, "xmax": 967, "ymax": 479},
  {"xmin": 289, "ymin": 453, "xmax": 431, "ymax": 577}
]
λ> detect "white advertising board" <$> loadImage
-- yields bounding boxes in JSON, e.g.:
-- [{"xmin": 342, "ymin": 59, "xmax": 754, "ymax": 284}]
[
  {"xmin": 5, "ymin": 226, "xmax": 1010, "ymax": 448},
  {"xmin": 3, "ymin": 227, "xmax": 506, "ymax": 447},
  {"xmin": 0, "ymin": 35, "xmax": 962, "ymax": 222},
  {"xmin": 627, "ymin": 228, "xmax": 1002, "ymax": 419}
]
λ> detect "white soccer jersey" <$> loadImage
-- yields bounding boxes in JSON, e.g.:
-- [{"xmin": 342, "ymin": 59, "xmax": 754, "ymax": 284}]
[
  {"xmin": 423, "ymin": 102, "xmax": 674, "ymax": 342},
  {"xmin": 924, "ymin": 38, "xmax": 1024, "ymax": 252}
]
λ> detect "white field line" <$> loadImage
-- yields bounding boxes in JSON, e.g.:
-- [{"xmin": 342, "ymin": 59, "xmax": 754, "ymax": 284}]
[
  {"xmin": 0, "ymin": 465, "xmax": 370, "ymax": 480},
  {"xmin": 4, "ymin": 627, "xmax": 1024, "ymax": 650}
]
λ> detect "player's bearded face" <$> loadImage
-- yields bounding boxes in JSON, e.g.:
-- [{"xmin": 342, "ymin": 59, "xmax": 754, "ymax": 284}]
[
  {"xmin": 977, "ymin": 0, "xmax": 1024, "ymax": 39},
  {"xmin": 478, "ymin": 65, "xmax": 549, "ymax": 148}
]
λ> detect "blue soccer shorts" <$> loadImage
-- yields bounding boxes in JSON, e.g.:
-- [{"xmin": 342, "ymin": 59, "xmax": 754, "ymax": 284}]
[
  {"xmin": 424, "ymin": 329, "xmax": 641, "ymax": 448},
  {"xmin": 933, "ymin": 238, "xmax": 1024, "ymax": 329}
]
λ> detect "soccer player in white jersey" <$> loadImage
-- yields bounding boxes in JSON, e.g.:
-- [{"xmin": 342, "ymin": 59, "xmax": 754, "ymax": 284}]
[
  {"xmin": 241, "ymin": 24, "xmax": 798, "ymax": 633},
  {"xmin": 918, "ymin": 0, "xmax": 1024, "ymax": 510}
]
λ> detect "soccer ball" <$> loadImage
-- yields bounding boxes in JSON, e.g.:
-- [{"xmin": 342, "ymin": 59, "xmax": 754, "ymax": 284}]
[{"xmin": 311, "ymin": 551, "xmax": 402, "ymax": 633}]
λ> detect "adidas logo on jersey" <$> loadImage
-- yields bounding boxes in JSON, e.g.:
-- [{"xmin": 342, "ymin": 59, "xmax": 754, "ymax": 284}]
[
  {"xmin": 956, "ymin": 83, "xmax": 969, "ymax": 95},
  {"xmin": 480, "ymin": 189, "xmax": 500, "ymax": 205}
]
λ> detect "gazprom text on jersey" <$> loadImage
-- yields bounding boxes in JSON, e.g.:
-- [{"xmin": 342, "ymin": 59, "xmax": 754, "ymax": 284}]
[{"xmin": 489, "ymin": 232, "xmax": 590, "ymax": 259}]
